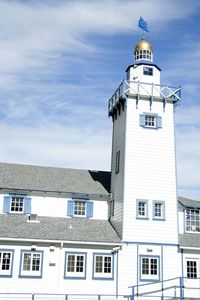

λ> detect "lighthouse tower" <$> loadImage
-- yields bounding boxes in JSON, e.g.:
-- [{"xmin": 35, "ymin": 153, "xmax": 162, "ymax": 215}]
[{"xmin": 108, "ymin": 37, "xmax": 181, "ymax": 245}]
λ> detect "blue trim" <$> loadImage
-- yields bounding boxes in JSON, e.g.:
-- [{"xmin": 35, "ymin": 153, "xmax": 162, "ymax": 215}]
[
  {"xmin": 139, "ymin": 255, "xmax": 160, "ymax": 282},
  {"xmin": 126, "ymin": 63, "xmax": 161, "ymax": 72},
  {"xmin": 181, "ymin": 249, "xmax": 184, "ymax": 278},
  {"xmin": 92, "ymin": 253, "xmax": 114, "ymax": 280},
  {"xmin": 0, "ymin": 249, "xmax": 14, "ymax": 277},
  {"xmin": 64, "ymin": 251, "xmax": 87, "ymax": 279},
  {"xmin": 139, "ymin": 113, "xmax": 162, "ymax": 129},
  {"xmin": 161, "ymin": 246, "xmax": 163, "ymax": 289},
  {"xmin": 24, "ymin": 197, "xmax": 32, "ymax": 214},
  {"xmin": 124, "ymin": 241, "xmax": 178, "ymax": 247},
  {"xmin": 19, "ymin": 250, "xmax": 43, "ymax": 278},
  {"xmin": 3, "ymin": 196, "xmax": 11, "ymax": 213},
  {"xmin": 87, "ymin": 202, "xmax": 93, "ymax": 218}
]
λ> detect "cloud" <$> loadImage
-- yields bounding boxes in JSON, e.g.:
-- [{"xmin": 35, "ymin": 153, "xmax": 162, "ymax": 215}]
[{"xmin": 0, "ymin": 0, "xmax": 199, "ymax": 200}]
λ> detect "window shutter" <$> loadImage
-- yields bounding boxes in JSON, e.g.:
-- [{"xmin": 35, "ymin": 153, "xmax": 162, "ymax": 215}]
[
  {"xmin": 24, "ymin": 197, "xmax": 31, "ymax": 214},
  {"xmin": 139, "ymin": 114, "xmax": 145, "ymax": 126},
  {"xmin": 67, "ymin": 200, "xmax": 74, "ymax": 217},
  {"xmin": 3, "ymin": 196, "xmax": 11, "ymax": 213},
  {"xmin": 87, "ymin": 202, "xmax": 93, "ymax": 218},
  {"xmin": 157, "ymin": 116, "xmax": 162, "ymax": 128}
]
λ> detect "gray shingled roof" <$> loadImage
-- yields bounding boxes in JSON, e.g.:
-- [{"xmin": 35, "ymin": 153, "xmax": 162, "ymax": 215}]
[
  {"xmin": 0, "ymin": 163, "xmax": 111, "ymax": 195},
  {"xmin": 179, "ymin": 234, "xmax": 200, "ymax": 248},
  {"xmin": 0, "ymin": 214, "xmax": 120, "ymax": 244},
  {"xmin": 178, "ymin": 196, "xmax": 200, "ymax": 211}
]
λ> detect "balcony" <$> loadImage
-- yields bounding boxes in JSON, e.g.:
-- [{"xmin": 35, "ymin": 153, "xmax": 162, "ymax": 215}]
[{"xmin": 108, "ymin": 80, "xmax": 181, "ymax": 116}]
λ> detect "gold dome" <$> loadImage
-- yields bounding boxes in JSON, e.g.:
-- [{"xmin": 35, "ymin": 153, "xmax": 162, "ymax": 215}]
[{"xmin": 134, "ymin": 37, "xmax": 153, "ymax": 52}]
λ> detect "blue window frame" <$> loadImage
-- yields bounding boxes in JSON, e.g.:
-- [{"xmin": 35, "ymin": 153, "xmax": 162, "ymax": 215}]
[
  {"xmin": 67, "ymin": 199, "xmax": 93, "ymax": 218},
  {"xmin": 64, "ymin": 252, "xmax": 87, "ymax": 279},
  {"xmin": 19, "ymin": 250, "xmax": 43, "ymax": 278},
  {"xmin": 140, "ymin": 114, "xmax": 162, "ymax": 129},
  {"xmin": 153, "ymin": 201, "xmax": 165, "ymax": 220},
  {"xmin": 140, "ymin": 255, "xmax": 160, "ymax": 282},
  {"xmin": 93, "ymin": 253, "xmax": 114, "ymax": 280},
  {"xmin": 0, "ymin": 249, "xmax": 14, "ymax": 277},
  {"xmin": 3, "ymin": 195, "xmax": 31, "ymax": 214},
  {"xmin": 136, "ymin": 199, "xmax": 148, "ymax": 219}
]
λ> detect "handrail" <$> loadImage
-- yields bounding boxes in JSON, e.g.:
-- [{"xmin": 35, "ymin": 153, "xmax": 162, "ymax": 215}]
[{"xmin": 108, "ymin": 80, "xmax": 181, "ymax": 115}]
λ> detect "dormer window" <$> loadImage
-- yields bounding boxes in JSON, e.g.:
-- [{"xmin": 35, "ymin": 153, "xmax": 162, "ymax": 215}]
[
  {"xmin": 3, "ymin": 195, "xmax": 31, "ymax": 214},
  {"xmin": 143, "ymin": 67, "xmax": 153, "ymax": 76},
  {"xmin": 185, "ymin": 208, "xmax": 200, "ymax": 233},
  {"xmin": 10, "ymin": 196, "xmax": 24, "ymax": 213}
]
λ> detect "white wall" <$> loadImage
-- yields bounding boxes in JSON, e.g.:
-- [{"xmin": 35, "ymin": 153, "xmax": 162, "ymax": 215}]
[
  {"xmin": 121, "ymin": 98, "xmax": 178, "ymax": 244},
  {"xmin": 0, "ymin": 194, "xmax": 108, "ymax": 220}
]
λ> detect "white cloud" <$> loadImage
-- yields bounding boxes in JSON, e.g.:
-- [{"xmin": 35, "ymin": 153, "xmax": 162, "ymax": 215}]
[{"xmin": 0, "ymin": 0, "xmax": 199, "ymax": 200}]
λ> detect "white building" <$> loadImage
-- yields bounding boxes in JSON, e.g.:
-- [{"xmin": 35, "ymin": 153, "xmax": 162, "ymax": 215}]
[{"xmin": 0, "ymin": 37, "xmax": 199, "ymax": 300}]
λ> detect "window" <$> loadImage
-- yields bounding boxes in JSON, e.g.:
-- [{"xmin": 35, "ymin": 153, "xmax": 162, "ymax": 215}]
[
  {"xmin": 10, "ymin": 196, "xmax": 24, "ymax": 213},
  {"xmin": 140, "ymin": 256, "xmax": 160, "ymax": 281},
  {"xmin": 153, "ymin": 201, "xmax": 165, "ymax": 220},
  {"xmin": 19, "ymin": 251, "xmax": 43, "ymax": 277},
  {"xmin": 187, "ymin": 260, "xmax": 197, "ymax": 278},
  {"xmin": 140, "ymin": 114, "xmax": 162, "ymax": 129},
  {"xmin": 67, "ymin": 200, "xmax": 93, "ymax": 218},
  {"xmin": 134, "ymin": 50, "xmax": 153, "ymax": 61},
  {"xmin": 136, "ymin": 200, "xmax": 148, "ymax": 219},
  {"xmin": 143, "ymin": 67, "xmax": 153, "ymax": 76},
  {"xmin": 110, "ymin": 199, "xmax": 115, "ymax": 217},
  {"xmin": 93, "ymin": 254, "xmax": 114, "ymax": 279},
  {"xmin": 185, "ymin": 208, "xmax": 200, "ymax": 233},
  {"xmin": 3, "ymin": 196, "xmax": 31, "ymax": 214},
  {"xmin": 74, "ymin": 201, "xmax": 86, "ymax": 217},
  {"xmin": 0, "ymin": 250, "xmax": 14, "ymax": 277},
  {"xmin": 145, "ymin": 115, "xmax": 155, "ymax": 127},
  {"xmin": 115, "ymin": 151, "xmax": 120, "ymax": 174},
  {"xmin": 65, "ymin": 252, "xmax": 86, "ymax": 279}
]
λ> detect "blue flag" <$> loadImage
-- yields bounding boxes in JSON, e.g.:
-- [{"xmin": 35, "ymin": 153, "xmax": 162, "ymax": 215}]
[{"xmin": 138, "ymin": 17, "xmax": 149, "ymax": 32}]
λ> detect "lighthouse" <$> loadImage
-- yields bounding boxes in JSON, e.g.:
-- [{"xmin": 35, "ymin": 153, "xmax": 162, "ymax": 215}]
[{"xmin": 108, "ymin": 37, "xmax": 181, "ymax": 288}]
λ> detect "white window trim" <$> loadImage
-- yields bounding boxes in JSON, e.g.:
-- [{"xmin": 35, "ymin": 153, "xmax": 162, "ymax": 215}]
[
  {"xmin": 186, "ymin": 259, "xmax": 198, "ymax": 278},
  {"xmin": 185, "ymin": 208, "xmax": 200, "ymax": 233},
  {"xmin": 93, "ymin": 253, "xmax": 114, "ymax": 280},
  {"xmin": 73, "ymin": 200, "xmax": 87, "ymax": 217},
  {"xmin": 10, "ymin": 196, "xmax": 24, "ymax": 214},
  {"xmin": 153, "ymin": 201, "xmax": 165, "ymax": 220},
  {"xmin": 19, "ymin": 250, "xmax": 43, "ymax": 278},
  {"xmin": 64, "ymin": 252, "xmax": 86, "ymax": 279},
  {"xmin": 140, "ymin": 255, "xmax": 160, "ymax": 282},
  {"xmin": 0, "ymin": 249, "xmax": 14, "ymax": 277},
  {"xmin": 136, "ymin": 199, "xmax": 149, "ymax": 219}
]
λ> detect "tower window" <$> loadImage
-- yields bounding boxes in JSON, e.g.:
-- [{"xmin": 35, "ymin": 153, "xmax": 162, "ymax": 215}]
[
  {"xmin": 115, "ymin": 151, "xmax": 120, "ymax": 174},
  {"xmin": 143, "ymin": 67, "xmax": 153, "ymax": 76},
  {"xmin": 140, "ymin": 114, "xmax": 162, "ymax": 129},
  {"xmin": 136, "ymin": 199, "xmax": 148, "ymax": 219},
  {"xmin": 153, "ymin": 201, "xmax": 165, "ymax": 220},
  {"xmin": 145, "ymin": 115, "xmax": 155, "ymax": 127}
]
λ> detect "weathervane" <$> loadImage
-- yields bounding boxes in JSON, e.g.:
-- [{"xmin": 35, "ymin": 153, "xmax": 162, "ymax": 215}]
[{"xmin": 138, "ymin": 17, "xmax": 149, "ymax": 33}]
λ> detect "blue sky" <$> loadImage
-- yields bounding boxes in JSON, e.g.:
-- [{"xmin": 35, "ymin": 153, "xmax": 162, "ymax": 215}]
[{"xmin": 0, "ymin": 0, "xmax": 199, "ymax": 200}]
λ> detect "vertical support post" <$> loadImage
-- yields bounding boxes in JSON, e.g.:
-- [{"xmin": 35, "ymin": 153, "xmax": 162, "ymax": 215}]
[
  {"xmin": 32, "ymin": 294, "xmax": 34, "ymax": 300},
  {"xmin": 131, "ymin": 287, "xmax": 135, "ymax": 300},
  {"xmin": 180, "ymin": 277, "xmax": 184, "ymax": 300},
  {"xmin": 65, "ymin": 295, "xmax": 68, "ymax": 300},
  {"xmin": 98, "ymin": 295, "xmax": 101, "ymax": 300}
]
